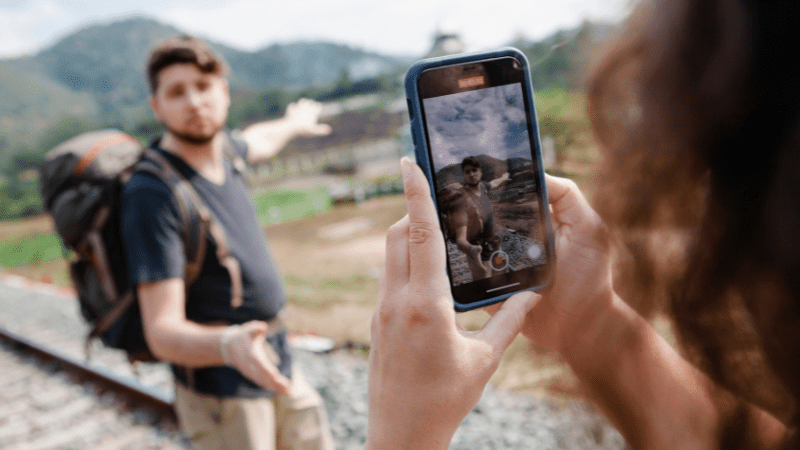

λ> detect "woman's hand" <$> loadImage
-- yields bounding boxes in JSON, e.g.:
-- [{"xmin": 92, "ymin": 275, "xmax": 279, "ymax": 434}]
[
  {"xmin": 522, "ymin": 174, "xmax": 614, "ymax": 355},
  {"xmin": 365, "ymin": 158, "xmax": 538, "ymax": 450}
]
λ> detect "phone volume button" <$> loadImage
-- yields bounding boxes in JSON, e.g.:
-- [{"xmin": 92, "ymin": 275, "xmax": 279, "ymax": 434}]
[{"xmin": 406, "ymin": 98, "xmax": 414, "ymax": 120}]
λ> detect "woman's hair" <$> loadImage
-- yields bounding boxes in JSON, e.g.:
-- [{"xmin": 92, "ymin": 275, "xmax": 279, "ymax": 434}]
[{"xmin": 588, "ymin": 0, "xmax": 800, "ymax": 444}]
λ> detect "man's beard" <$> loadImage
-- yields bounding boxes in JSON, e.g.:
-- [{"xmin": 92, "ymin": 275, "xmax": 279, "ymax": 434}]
[{"xmin": 163, "ymin": 121, "xmax": 222, "ymax": 145}]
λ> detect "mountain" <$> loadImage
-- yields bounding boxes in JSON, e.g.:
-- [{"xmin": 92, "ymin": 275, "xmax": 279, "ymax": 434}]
[
  {"xmin": 434, "ymin": 154, "xmax": 531, "ymax": 188},
  {"xmin": 513, "ymin": 21, "xmax": 617, "ymax": 90},
  {"xmin": 0, "ymin": 17, "xmax": 615, "ymax": 163},
  {"xmin": 0, "ymin": 16, "xmax": 408, "ymax": 136}
]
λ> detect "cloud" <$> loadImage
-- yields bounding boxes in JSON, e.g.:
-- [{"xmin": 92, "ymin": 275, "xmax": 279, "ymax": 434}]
[
  {"xmin": 0, "ymin": 0, "xmax": 73, "ymax": 57},
  {"xmin": 154, "ymin": 0, "xmax": 440, "ymax": 56},
  {"xmin": 151, "ymin": 0, "xmax": 629, "ymax": 57},
  {"xmin": 425, "ymin": 84, "xmax": 532, "ymax": 169},
  {"xmin": 0, "ymin": 0, "xmax": 629, "ymax": 59}
]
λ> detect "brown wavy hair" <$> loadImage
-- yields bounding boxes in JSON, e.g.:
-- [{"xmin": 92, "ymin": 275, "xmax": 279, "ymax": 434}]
[
  {"xmin": 588, "ymin": 0, "xmax": 800, "ymax": 446},
  {"xmin": 147, "ymin": 35, "xmax": 229, "ymax": 95}
]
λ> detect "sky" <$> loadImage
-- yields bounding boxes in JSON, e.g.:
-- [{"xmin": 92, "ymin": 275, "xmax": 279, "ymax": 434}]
[
  {"xmin": 0, "ymin": 0, "xmax": 631, "ymax": 59},
  {"xmin": 425, "ymin": 84, "xmax": 531, "ymax": 169}
]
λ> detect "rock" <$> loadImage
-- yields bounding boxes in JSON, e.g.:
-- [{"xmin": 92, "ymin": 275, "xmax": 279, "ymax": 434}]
[{"xmin": 292, "ymin": 349, "xmax": 627, "ymax": 450}]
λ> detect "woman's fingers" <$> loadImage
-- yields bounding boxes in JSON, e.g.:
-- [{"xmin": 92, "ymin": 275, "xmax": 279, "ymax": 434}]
[
  {"xmin": 545, "ymin": 174, "xmax": 596, "ymax": 226},
  {"xmin": 383, "ymin": 215, "xmax": 410, "ymax": 290},
  {"xmin": 477, "ymin": 292, "xmax": 540, "ymax": 354},
  {"xmin": 401, "ymin": 158, "xmax": 448, "ymax": 290}
]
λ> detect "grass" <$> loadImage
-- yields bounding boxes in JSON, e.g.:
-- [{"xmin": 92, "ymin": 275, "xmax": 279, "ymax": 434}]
[
  {"xmin": 0, "ymin": 185, "xmax": 334, "ymax": 268},
  {"xmin": 253, "ymin": 185, "xmax": 332, "ymax": 225},
  {"xmin": 1, "ymin": 185, "xmax": 673, "ymax": 406},
  {"xmin": 0, "ymin": 232, "xmax": 63, "ymax": 267},
  {"xmin": 1, "ymin": 143, "xmax": 644, "ymax": 404}
]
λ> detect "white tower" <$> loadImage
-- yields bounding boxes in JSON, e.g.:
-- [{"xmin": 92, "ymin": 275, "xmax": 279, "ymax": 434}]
[{"xmin": 424, "ymin": 20, "xmax": 466, "ymax": 58}]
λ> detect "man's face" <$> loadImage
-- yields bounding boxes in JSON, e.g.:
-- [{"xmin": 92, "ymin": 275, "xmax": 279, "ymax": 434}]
[
  {"xmin": 149, "ymin": 63, "xmax": 230, "ymax": 145},
  {"xmin": 463, "ymin": 165, "xmax": 482, "ymax": 186}
]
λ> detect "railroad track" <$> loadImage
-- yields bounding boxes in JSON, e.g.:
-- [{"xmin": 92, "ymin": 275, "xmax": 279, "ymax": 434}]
[
  {"xmin": 0, "ymin": 325, "xmax": 174, "ymax": 416},
  {"xmin": 0, "ymin": 273, "xmax": 631, "ymax": 450},
  {"xmin": 0, "ymin": 274, "xmax": 370, "ymax": 450},
  {"xmin": 0, "ymin": 275, "xmax": 189, "ymax": 449}
]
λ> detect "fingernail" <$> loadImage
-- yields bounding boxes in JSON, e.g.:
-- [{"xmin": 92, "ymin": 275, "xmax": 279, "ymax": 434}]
[
  {"xmin": 400, "ymin": 157, "xmax": 412, "ymax": 185},
  {"xmin": 526, "ymin": 292, "xmax": 541, "ymax": 310}
]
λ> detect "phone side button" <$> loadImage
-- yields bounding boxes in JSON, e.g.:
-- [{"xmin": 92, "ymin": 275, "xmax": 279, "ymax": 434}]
[{"xmin": 406, "ymin": 98, "xmax": 414, "ymax": 120}]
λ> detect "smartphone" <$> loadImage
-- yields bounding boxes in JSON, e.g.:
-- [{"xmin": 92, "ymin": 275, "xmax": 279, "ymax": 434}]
[{"xmin": 404, "ymin": 47, "xmax": 555, "ymax": 312}]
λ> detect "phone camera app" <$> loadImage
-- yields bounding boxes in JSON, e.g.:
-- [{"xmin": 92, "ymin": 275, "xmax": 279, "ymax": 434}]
[
  {"xmin": 489, "ymin": 250, "xmax": 509, "ymax": 271},
  {"xmin": 527, "ymin": 243, "xmax": 543, "ymax": 261},
  {"xmin": 424, "ymin": 83, "xmax": 549, "ymax": 287}
]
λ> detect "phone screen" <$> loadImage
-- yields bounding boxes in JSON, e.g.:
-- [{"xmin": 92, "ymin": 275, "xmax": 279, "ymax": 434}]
[{"xmin": 416, "ymin": 57, "xmax": 552, "ymax": 306}]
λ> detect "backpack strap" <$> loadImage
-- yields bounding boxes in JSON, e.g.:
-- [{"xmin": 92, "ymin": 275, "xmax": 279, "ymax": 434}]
[
  {"xmin": 222, "ymin": 130, "xmax": 251, "ymax": 183},
  {"xmin": 75, "ymin": 205, "xmax": 117, "ymax": 306},
  {"xmin": 72, "ymin": 132, "xmax": 140, "ymax": 177},
  {"xmin": 67, "ymin": 133, "xmax": 142, "ymax": 304},
  {"xmin": 134, "ymin": 148, "xmax": 243, "ymax": 308}
]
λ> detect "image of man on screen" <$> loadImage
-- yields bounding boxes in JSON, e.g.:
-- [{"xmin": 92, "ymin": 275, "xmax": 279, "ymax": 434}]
[{"xmin": 439, "ymin": 156, "xmax": 505, "ymax": 281}]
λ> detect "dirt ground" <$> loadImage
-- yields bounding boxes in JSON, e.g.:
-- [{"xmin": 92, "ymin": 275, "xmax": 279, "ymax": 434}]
[
  {"xmin": 267, "ymin": 195, "xmax": 407, "ymax": 344},
  {"xmin": 0, "ymin": 214, "xmax": 57, "ymax": 240},
  {"xmin": 1, "ymin": 160, "xmax": 681, "ymax": 402},
  {"xmin": 266, "ymin": 193, "xmax": 592, "ymax": 400},
  {"xmin": 0, "ymin": 194, "xmax": 407, "ymax": 344},
  {"xmin": 1, "ymin": 193, "xmax": 584, "ymax": 399}
]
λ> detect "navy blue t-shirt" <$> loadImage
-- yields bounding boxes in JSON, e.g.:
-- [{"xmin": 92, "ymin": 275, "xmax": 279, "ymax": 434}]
[{"xmin": 121, "ymin": 134, "xmax": 290, "ymax": 398}]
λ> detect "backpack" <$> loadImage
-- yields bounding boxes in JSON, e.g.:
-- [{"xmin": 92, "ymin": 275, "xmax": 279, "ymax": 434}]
[{"xmin": 39, "ymin": 129, "xmax": 243, "ymax": 363}]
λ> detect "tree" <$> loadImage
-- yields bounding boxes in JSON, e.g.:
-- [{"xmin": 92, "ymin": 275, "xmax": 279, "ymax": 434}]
[{"xmin": 37, "ymin": 116, "xmax": 97, "ymax": 154}]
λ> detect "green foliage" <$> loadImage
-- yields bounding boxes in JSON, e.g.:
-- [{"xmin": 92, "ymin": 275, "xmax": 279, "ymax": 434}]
[
  {"xmin": 0, "ymin": 17, "xmax": 607, "ymax": 222},
  {"xmin": 335, "ymin": 68, "xmax": 351, "ymax": 89},
  {"xmin": 227, "ymin": 72, "xmax": 401, "ymax": 129},
  {"xmin": 0, "ymin": 17, "xmax": 408, "ymax": 172},
  {"xmin": 515, "ymin": 22, "xmax": 613, "ymax": 91},
  {"xmin": 0, "ymin": 61, "xmax": 99, "ymax": 130},
  {"xmin": 37, "ymin": 115, "xmax": 98, "ymax": 154},
  {"xmin": 252, "ymin": 186, "xmax": 332, "ymax": 225},
  {"xmin": 301, "ymin": 73, "xmax": 402, "ymax": 102},
  {"xmin": 6, "ymin": 146, "xmax": 37, "ymax": 175},
  {"xmin": 0, "ymin": 115, "xmax": 96, "ymax": 179},
  {"xmin": 227, "ymin": 89, "xmax": 292, "ymax": 129},
  {"xmin": 130, "ymin": 118, "xmax": 164, "ymax": 144},
  {"xmin": 0, "ymin": 232, "xmax": 62, "ymax": 267},
  {"xmin": 535, "ymin": 88, "xmax": 591, "ymax": 156},
  {"xmin": 0, "ymin": 175, "xmax": 43, "ymax": 220},
  {"xmin": 0, "ymin": 185, "xmax": 334, "ymax": 268},
  {"xmin": 0, "ymin": 115, "xmax": 96, "ymax": 221}
]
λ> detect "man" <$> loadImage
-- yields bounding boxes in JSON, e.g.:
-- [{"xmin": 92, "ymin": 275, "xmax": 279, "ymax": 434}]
[
  {"xmin": 439, "ymin": 156, "xmax": 506, "ymax": 281},
  {"xmin": 121, "ymin": 35, "xmax": 334, "ymax": 450}
]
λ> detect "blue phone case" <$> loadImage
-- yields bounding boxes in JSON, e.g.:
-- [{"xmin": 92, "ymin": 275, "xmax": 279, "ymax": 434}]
[{"xmin": 404, "ymin": 47, "xmax": 556, "ymax": 312}]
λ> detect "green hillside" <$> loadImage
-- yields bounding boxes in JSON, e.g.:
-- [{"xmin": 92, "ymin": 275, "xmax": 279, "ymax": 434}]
[
  {"xmin": 1, "ymin": 16, "xmax": 407, "ymax": 132},
  {"xmin": 0, "ymin": 17, "xmax": 613, "ymax": 222},
  {"xmin": 0, "ymin": 62, "xmax": 97, "ymax": 140}
]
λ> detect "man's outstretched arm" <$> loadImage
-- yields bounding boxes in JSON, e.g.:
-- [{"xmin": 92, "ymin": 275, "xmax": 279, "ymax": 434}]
[{"xmin": 241, "ymin": 98, "xmax": 331, "ymax": 163}]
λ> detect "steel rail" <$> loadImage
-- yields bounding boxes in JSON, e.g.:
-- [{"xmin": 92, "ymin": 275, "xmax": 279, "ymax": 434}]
[{"xmin": 0, "ymin": 326, "xmax": 175, "ymax": 420}]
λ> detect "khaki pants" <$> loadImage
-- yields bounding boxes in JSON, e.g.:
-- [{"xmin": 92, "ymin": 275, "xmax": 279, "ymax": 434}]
[{"xmin": 174, "ymin": 369, "xmax": 334, "ymax": 450}]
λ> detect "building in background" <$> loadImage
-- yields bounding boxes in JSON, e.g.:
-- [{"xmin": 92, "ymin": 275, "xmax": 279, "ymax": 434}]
[{"xmin": 424, "ymin": 20, "xmax": 466, "ymax": 58}]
